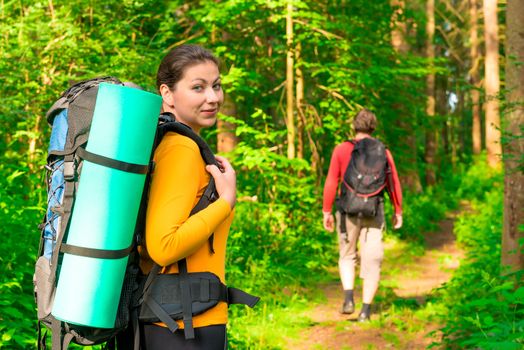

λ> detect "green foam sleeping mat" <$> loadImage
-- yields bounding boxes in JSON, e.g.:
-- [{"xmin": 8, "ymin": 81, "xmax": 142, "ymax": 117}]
[{"xmin": 52, "ymin": 83, "xmax": 161, "ymax": 328}]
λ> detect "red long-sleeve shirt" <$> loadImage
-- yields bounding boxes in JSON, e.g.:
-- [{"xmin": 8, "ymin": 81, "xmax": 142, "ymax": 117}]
[{"xmin": 322, "ymin": 138, "xmax": 403, "ymax": 215}]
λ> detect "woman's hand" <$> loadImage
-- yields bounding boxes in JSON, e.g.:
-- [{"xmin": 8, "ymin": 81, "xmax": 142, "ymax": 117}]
[{"xmin": 206, "ymin": 155, "xmax": 237, "ymax": 209}]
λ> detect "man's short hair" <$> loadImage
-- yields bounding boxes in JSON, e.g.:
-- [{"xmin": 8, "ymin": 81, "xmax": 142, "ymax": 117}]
[{"xmin": 353, "ymin": 109, "xmax": 377, "ymax": 134}]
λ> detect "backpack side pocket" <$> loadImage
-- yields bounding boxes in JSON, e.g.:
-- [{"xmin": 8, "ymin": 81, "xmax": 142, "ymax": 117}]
[{"xmin": 34, "ymin": 256, "xmax": 56, "ymax": 321}]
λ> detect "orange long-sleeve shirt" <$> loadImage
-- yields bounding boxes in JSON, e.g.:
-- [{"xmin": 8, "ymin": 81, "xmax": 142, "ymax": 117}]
[
  {"xmin": 140, "ymin": 131, "xmax": 234, "ymax": 328},
  {"xmin": 323, "ymin": 138, "xmax": 403, "ymax": 215}
]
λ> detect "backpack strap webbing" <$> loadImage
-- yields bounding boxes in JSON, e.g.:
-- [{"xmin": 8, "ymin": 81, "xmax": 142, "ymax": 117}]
[
  {"xmin": 227, "ymin": 287, "xmax": 260, "ymax": 307},
  {"xmin": 158, "ymin": 117, "xmax": 217, "ymax": 166},
  {"xmin": 158, "ymin": 116, "xmax": 219, "ymax": 253},
  {"xmin": 49, "ymin": 318, "xmax": 74, "ymax": 350},
  {"xmin": 189, "ymin": 182, "xmax": 218, "ymax": 254},
  {"xmin": 37, "ymin": 321, "xmax": 47, "ymax": 350},
  {"xmin": 49, "ymin": 154, "xmax": 76, "ymax": 283},
  {"xmin": 61, "ymin": 333, "xmax": 74, "ymax": 350},
  {"xmin": 60, "ymin": 242, "xmax": 133, "ymax": 259},
  {"xmin": 339, "ymin": 212, "xmax": 350, "ymax": 244},
  {"xmin": 140, "ymin": 264, "xmax": 180, "ymax": 333},
  {"xmin": 76, "ymin": 147, "xmax": 149, "ymax": 174},
  {"xmin": 178, "ymin": 258, "xmax": 195, "ymax": 339}
]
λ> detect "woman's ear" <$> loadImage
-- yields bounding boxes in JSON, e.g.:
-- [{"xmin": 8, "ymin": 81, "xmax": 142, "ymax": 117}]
[{"xmin": 159, "ymin": 84, "xmax": 174, "ymax": 108}]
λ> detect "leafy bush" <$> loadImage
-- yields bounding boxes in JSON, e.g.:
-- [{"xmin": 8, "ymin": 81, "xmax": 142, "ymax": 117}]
[
  {"xmin": 432, "ymin": 164, "xmax": 524, "ymax": 349},
  {"xmin": 0, "ymin": 161, "xmax": 43, "ymax": 348}
]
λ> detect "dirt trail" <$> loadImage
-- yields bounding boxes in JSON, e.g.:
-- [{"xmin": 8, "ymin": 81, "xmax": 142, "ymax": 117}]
[{"xmin": 288, "ymin": 213, "xmax": 464, "ymax": 350}]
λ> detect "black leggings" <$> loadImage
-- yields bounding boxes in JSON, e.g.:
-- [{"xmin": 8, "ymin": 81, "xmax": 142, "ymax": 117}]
[
  {"xmin": 142, "ymin": 324, "xmax": 226, "ymax": 350},
  {"xmin": 116, "ymin": 323, "xmax": 227, "ymax": 349}
]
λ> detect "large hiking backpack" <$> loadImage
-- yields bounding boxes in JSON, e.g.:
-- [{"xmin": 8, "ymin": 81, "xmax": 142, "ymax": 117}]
[
  {"xmin": 35, "ymin": 78, "xmax": 259, "ymax": 350},
  {"xmin": 337, "ymin": 137, "xmax": 389, "ymax": 218},
  {"xmin": 34, "ymin": 76, "xmax": 155, "ymax": 349}
]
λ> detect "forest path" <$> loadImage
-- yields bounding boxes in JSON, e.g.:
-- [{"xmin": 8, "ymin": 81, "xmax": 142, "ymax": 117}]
[{"xmin": 288, "ymin": 211, "xmax": 464, "ymax": 350}]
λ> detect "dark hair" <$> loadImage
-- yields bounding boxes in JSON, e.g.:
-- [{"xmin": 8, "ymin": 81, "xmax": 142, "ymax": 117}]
[
  {"xmin": 156, "ymin": 44, "xmax": 220, "ymax": 90},
  {"xmin": 353, "ymin": 109, "xmax": 377, "ymax": 134}
]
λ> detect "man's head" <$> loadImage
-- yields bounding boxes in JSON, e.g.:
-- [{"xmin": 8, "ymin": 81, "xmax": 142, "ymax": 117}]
[{"xmin": 353, "ymin": 109, "xmax": 377, "ymax": 134}]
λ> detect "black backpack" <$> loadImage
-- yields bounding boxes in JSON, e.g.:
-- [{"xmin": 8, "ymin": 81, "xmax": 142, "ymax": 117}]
[
  {"xmin": 337, "ymin": 137, "xmax": 388, "ymax": 219},
  {"xmin": 34, "ymin": 78, "xmax": 259, "ymax": 350}
]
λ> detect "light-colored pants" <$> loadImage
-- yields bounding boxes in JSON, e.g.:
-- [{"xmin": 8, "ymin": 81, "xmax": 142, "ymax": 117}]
[{"xmin": 336, "ymin": 209, "xmax": 385, "ymax": 291}]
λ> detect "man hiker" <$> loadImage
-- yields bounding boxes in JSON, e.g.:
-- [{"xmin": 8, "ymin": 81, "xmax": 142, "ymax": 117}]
[{"xmin": 322, "ymin": 108, "xmax": 403, "ymax": 322}]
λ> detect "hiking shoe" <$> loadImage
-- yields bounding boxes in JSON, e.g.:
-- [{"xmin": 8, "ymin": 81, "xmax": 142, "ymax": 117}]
[
  {"xmin": 340, "ymin": 300, "xmax": 355, "ymax": 314},
  {"xmin": 357, "ymin": 312, "xmax": 370, "ymax": 322}
]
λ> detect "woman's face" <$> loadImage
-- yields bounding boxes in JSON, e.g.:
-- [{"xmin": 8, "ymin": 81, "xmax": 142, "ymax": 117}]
[{"xmin": 160, "ymin": 60, "xmax": 223, "ymax": 133}]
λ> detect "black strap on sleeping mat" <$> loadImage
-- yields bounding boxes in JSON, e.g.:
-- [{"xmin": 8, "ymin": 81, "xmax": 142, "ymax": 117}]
[
  {"xmin": 60, "ymin": 243, "xmax": 133, "ymax": 259},
  {"xmin": 76, "ymin": 147, "xmax": 149, "ymax": 174}
]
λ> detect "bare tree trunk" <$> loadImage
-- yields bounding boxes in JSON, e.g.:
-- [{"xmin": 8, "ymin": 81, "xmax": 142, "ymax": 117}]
[
  {"xmin": 217, "ymin": 94, "xmax": 238, "ymax": 153},
  {"xmin": 286, "ymin": 1, "xmax": 295, "ymax": 159},
  {"xmin": 28, "ymin": 111, "xmax": 41, "ymax": 170},
  {"xmin": 456, "ymin": 76, "xmax": 464, "ymax": 163},
  {"xmin": 213, "ymin": 29, "xmax": 238, "ymax": 153},
  {"xmin": 438, "ymin": 74, "xmax": 450, "ymax": 165},
  {"xmin": 483, "ymin": 0, "xmax": 502, "ymax": 168},
  {"xmin": 425, "ymin": 0, "xmax": 437, "ymax": 186},
  {"xmin": 391, "ymin": 0, "xmax": 409, "ymax": 53},
  {"xmin": 390, "ymin": 0, "xmax": 422, "ymax": 193},
  {"xmin": 502, "ymin": 0, "xmax": 524, "ymax": 274},
  {"xmin": 295, "ymin": 42, "xmax": 304, "ymax": 160},
  {"xmin": 470, "ymin": 0, "xmax": 482, "ymax": 154}
]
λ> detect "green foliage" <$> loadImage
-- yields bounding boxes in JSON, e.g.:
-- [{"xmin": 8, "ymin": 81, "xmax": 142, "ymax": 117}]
[
  {"xmin": 389, "ymin": 186, "xmax": 448, "ymax": 243},
  {"xmin": 0, "ymin": 162, "xmax": 42, "ymax": 349},
  {"xmin": 0, "ymin": 0, "xmax": 512, "ymax": 349},
  {"xmin": 221, "ymin": 112, "xmax": 336, "ymax": 348},
  {"xmin": 432, "ymin": 163, "xmax": 524, "ymax": 349}
]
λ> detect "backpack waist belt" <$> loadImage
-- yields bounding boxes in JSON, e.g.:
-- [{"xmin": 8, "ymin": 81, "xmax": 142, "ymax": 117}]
[{"xmin": 138, "ymin": 271, "xmax": 259, "ymax": 330}]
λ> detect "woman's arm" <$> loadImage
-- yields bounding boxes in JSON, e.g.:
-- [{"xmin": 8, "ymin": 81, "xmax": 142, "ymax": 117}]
[{"xmin": 145, "ymin": 135, "xmax": 232, "ymax": 266}]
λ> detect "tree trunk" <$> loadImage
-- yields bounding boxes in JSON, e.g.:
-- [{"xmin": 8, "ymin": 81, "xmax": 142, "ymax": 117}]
[
  {"xmin": 483, "ymin": 0, "xmax": 502, "ymax": 168},
  {"xmin": 217, "ymin": 94, "xmax": 238, "ymax": 153},
  {"xmin": 28, "ymin": 110, "xmax": 41, "ymax": 170},
  {"xmin": 456, "ymin": 76, "xmax": 465, "ymax": 163},
  {"xmin": 286, "ymin": 1, "xmax": 295, "ymax": 159},
  {"xmin": 296, "ymin": 42, "xmax": 304, "ymax": 160},
  {"xmin": 214, "ymin": 30, "xmax": 238, "ymax": 153},
  {"xmin": 438, "ymin": 74, "xmax": 450, "ymax": 166},
  {"xmin": 390, "ymin": 0, "xmax": 422, "ymax": 193},
  {"xmin": 425, "ymin": 0, "xmax": 437, "ymax": 186},
  {"xmin": 502, "ymin": 0, "xmax": 524, "ymax": 274},
  {"xmin": 470, "ymin": 0, "xmax": 482, "ymax": 155}
]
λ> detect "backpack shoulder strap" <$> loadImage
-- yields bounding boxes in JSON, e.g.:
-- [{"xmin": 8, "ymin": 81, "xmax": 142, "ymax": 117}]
[
  {"xmin": 158, "ymin": 116, "xmax": 217, "ymax": 166},
  {"xmin": 136, "ymin": 115, "xmax": 218, "ymax": 252}
]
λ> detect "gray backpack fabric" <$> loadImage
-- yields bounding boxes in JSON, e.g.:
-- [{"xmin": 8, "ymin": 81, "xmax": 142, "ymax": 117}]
[{"xmin": 34, "ymin": 77, "xmax": 141, "ymax": 350}]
